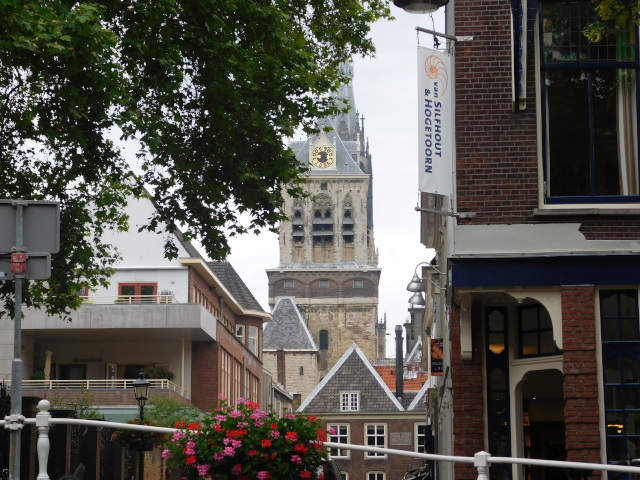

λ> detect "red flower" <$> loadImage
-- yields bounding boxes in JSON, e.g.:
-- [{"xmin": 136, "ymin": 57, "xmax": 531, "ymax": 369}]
[
  {"xmin": 308, "ymin": 415, "xmax": 317, "ymax": 422},
  {"xmin": 261, "ymin": 439, "xmax": 272, "ymax": 447},
  {"xmin": 249, "ymin": 450, "xmax": 258, "ymax": 456},
  {"xmin": 285, "ymin": 431, "xmax": 298, "ymax": 442},
  {"xmin": 271, "ymin": 423, "xmax": 278, "ymax": 430},
  {"xmin": 300, "ymin": 470, "xmax": 312, "ymax": 478},
  {"xmin": 186, "ymin": 455, "xmax": 196, "ymax": 465},
  {"xmin": 317, "ymin": 429, "xmax": 327, "ymax": 442},
  {"xmin": 187, "ymin": 423, "xmax": 202, "ymax": 431},
  {"xmin": 294, "ymin": 444, "xmax": 308, "ymax": 454},
  {"xmin": 175, "ymin": 420, "xmax": 186, "ymax": 428},
  {"xmin": 247, "ymin": 401, "xmax": 259, "ymax": 409}
]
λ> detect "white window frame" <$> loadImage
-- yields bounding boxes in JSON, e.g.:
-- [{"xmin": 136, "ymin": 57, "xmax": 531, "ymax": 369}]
[
  {"xmin": 353, "ymin": 279, "xmax": 364, "ymax": 288},
  {"xmin": 367, "ymin": 473, "xmax": 386, "ymax": 480},
  {"xmin": 235, "ymin": 325, "xmax": 245, "ymax": 343},
  {"xmin": 327, "ymin": 423, "xmax": 350, "ymax": 458},
  {"xmin": 248, "ymin": 326, "xmax": 258, "ymax": 355},
  {"xmin": 364, "ymin": 423, "xmax": 387, "ymax": 458},
  {"xmin": 415, "ymin": 423, "xmax": 427, "ymax": 453},
  {"xmin": 340, "ymin": 391, "xmax": 359, "ymax": 411}
]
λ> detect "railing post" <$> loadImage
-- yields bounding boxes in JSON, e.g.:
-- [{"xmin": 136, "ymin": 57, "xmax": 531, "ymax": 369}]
[
  {"xmin": 36, "ymin": 399, "xmax": 51, "ymax": 480},
  {"xmin": 475, "ymin": 451, "xmax": 491, "ymax": 480}
]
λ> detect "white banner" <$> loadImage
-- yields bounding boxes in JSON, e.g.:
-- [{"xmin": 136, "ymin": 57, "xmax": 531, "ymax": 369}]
[{"xmin": 418, "ymin": 46, "xmax": 453, "ymax": 196}]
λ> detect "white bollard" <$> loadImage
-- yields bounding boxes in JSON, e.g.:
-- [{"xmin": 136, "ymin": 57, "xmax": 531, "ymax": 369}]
[{"xmin": 36, "ymin": 399, "xmax": 51, "ymax": 480}]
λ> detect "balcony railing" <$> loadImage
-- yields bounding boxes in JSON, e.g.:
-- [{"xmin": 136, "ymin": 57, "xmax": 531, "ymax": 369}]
[
  {"xmin": 6, "ymin": 378, "xmax": 189, "ymax": 399},
  {"xmin": 81, "ymin": 294, "xmax": 178, "ymax": 305},
  {"xmin": 3, "ymin": 399, "xmax": 640, "ymax": 480}
]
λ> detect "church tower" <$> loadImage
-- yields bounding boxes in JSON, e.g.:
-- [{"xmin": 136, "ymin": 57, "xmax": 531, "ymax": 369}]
[{"xmin": 266, "ymin": 63, "xmax": 384, "ymax": 380}]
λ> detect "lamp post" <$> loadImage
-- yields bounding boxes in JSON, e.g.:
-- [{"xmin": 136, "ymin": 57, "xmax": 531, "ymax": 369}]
[
  {"xmin": 407, "ymin": 261, "xmax": 445, "ymax": 307},
  {"xmin": 131, "ymin": 370, "xmax": 150, "ymax": 480},
  {"xmin": 393, "ymin": 0, "xmax": 448, "ymax": 14}
]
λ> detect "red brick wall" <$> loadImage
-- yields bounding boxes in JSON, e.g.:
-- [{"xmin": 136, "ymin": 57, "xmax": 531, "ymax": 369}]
[
  {"xmin": 191, "ymin": 341, "xmax": 219, "ymax": 411},
  {"xmin": 561, "ymin": 287, "xmax": 602, "ymax": 469},
  {"xmin": 450, "ymin": 304, "xmax": 484, "ymax": 480},
  {"xmin": 454, "ymin": 0, "xmax": 538, "ymax": 223}
]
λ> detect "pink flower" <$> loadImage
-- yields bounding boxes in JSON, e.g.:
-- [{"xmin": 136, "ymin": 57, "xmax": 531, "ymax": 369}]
[
  {"xmin": 238, "ymin": 397, "xmax": 247, "ymax": 404},
  {"xmin": 197, "ymin": 464, "xmax": 211, "ymax": 476},
  {"xmin": 214, "ymin": 452, "xmax": 224, "ymax": 461},
  {"xmin": 328, "ymin": 427, "xmax": 336, "ymax": 435},
  {"xmin": 161, "ymin": 449, "xmax": 172, "ymax": 459},
  {"xmin": 218, "ymin": 393, "xmax": 226, "ymax": 400},
  {"xmin": 229, "ymin": 410, "xmax": 242, "ymax": 418},
  {"xmin": 270, "ymin": 430, "xmax": 280, "ymax": 439},
  {"xmin": 283, "ymin": 413, "xmax": 296, "ymax": 419},
  {"xmin": 185, "ymin": 440, "xmax": 196, "ymax": 456},
  {"xmin": 223, "ymin": 446, "xmax": 236, "ymax": 456},
  {"xmin": 216, "ymin": 414, "xmax": 227, "ymax": 422},
  {"xmin": 172, "ymin": 431, "xmax": 185, "ymax": 442},
  {"xmin": 257, "ymin": 471, "xmax": 270, "ymax": 480},
  {"xmin": 291, "ymin": 455, "xmax": 302, "ymax": 464},
  {"xmin": 254, "ymin": 421, "xmax": 265, "ymax": 427}
]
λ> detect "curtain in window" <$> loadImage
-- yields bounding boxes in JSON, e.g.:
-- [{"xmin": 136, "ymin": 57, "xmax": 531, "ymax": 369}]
[{"xmin": 617, "ymin": 69, "xmax": 639, "ymax": 195}]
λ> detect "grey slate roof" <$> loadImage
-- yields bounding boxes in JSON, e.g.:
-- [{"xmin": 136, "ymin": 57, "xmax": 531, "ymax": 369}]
[
  {"xmin": 298, "ymin": 342, "xmax": 404, "ymax": 413},
  {"xmin": 263, "ymin": 297, "xmax": 317, "ymax": 350},
  {"xmin": 207, "ymin": 261, "xmax": 265, "ymax": 312}
]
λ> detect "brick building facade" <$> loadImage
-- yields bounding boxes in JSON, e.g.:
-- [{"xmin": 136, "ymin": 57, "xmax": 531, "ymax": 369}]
[{"xmin": 404, "ymin": 1, "xmax": 640, "ymax": 480}]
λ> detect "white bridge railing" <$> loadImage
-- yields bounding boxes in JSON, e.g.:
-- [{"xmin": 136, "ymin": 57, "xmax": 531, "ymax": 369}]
[{"xmin": 3, "ymin": 399, "xmax": 640, "ymax": 480}]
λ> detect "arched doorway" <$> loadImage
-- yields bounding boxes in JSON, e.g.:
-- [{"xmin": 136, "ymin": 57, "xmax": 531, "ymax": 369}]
[{"xmin": 521, "ymin": 370, "xmax": 566, "ymax": 480}]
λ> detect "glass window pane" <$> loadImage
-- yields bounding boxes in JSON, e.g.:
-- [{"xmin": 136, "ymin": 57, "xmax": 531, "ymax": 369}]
[
  {"xmin": 521, "ymin": 308, "xmax": 538, "ymax": 331},
  {"xmin": 626, "ymin": 411, "xmax": 640, "ymax": 435},
  {"xmin": 540, "ymin": 331, "xmax": 557, "ymax": 353},
  {"xmin": 626, "ymin": 386, "xmax": 640, "ymax": 409},
  {"xmin": 522, "ymin": 333, "xmax": 538, "ymax": 356},
  {"xmin": 620, "ymin": 292, "xmax": 639, "ymax": 316},
  {"xmin": 622, "ymin": 356, "xmax": 639, "ymax": 383},
  {"xmin": 489, "ymin": 333, "xmax": 505, "ymax": 355},
  {"xmin": 120, "ymin": 285, "xmax": 135, "ymax": 296},
  {"xmin": 546, "ymin": 69, "xmax": 591, "ymax": 196},
  {"xmin": 607, "ymin": 385, "xmax": 624, "ymax": 409},
  {"xmin": 602, "ymin": 319, "xmax": 620, "ymax": 342},
  {"xmin": 488, "ymin": 310, "xmax": 504, "ymax": 331},
  {"xmin": 602, "ymin": 292, "xmax": 620, "ymax": 317},
  {"xmin": 606, "ymin": 357, "xmax": 622, "ymax": 383},
  {"xmin": 621, "ymin": 318, "xmax": 640, "ymax": 341}
]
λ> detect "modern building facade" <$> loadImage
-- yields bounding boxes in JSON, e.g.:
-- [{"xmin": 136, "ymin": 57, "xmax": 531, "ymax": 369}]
[
  {"xmin": 0, "ymin": 195, "xmax": 270, "ymax": 417},
  {"xmin": 405, "ymin": 1, "xmax": 640, "ymax": 480},
  {"xmin": 267, "ymin": 62, "xmax": 385, "ymax": 379}
]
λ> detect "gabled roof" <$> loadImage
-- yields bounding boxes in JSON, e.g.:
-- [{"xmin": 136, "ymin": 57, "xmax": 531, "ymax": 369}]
[
  {"xmin": 207, "ymin": 261, "xmax": 264, "ymax": 313},
  {"xmin": 263, "ymin": 297, "xmax": 317, "ymax": 350},
  {"xmin": 407, "ymin": 380, "xmax": 430, "ymax": 412},
  {"xmin": 298, "ymin": 342, "xmax": 404, "ymax": 413},
  {"xmin": 406, "ymin": 336, "xmax": 423, "ymax": 364}
]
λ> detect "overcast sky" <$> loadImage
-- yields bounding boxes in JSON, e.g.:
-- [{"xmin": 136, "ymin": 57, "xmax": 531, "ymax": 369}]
[{"xmin": 227, "ymin": 8, "xmax": 445, "ymax": 356}]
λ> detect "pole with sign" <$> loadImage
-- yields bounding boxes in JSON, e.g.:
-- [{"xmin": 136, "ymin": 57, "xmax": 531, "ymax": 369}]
[{"xmin": 0, "ymin": 200, "xmax": 60, "ymax": 480}]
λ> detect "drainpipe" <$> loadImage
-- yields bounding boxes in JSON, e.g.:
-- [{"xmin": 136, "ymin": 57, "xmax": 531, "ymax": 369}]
[{"xmin": 395, "ymin": 325, "xmax": 404, "ymax": 402}]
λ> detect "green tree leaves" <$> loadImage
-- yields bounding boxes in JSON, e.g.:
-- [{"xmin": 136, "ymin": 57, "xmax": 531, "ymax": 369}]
[{"xmin": 0, "ymin": 0, "xmax": 390, "ymax": 318}]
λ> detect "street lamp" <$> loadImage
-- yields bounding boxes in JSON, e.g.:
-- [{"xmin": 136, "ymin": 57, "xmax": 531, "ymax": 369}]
[
  {"xmin": 131, "ymin": 370, "xmax": 150, "ymax": 480},
  {"xmin": 132, "ymin": 370, "xmax": 150, "ymax": 420},
  {"xmin": 393, "ymin": 0, "xmax": 448, "ymax": 14},
  {"xmin": 407, "ymin": 261, "xmax": 444, "ymax": 306}
]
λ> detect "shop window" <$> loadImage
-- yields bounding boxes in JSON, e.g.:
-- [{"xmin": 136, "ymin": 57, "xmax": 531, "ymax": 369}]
[
  {"xmin": 600, "ymin": 290, "xmax": 640, "ymax": 465},
  {"xmin": 540, "ymin": 0, "xmax": 640, "ymax": 203}
]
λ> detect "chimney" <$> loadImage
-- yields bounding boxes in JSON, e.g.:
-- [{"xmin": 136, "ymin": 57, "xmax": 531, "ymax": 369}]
[
  {"xmin": 395, "ymin": 325, "xmax": 403, "ymax": 402},
  {"xmin": 276, "ymin": 347, "xmax": 286, "ymax": 388}
]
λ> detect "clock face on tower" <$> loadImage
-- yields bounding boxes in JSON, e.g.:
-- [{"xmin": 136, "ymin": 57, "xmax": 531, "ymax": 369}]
[{"xmin": 311, "ymin": 146, "xmax": 335, "ymax": 168}]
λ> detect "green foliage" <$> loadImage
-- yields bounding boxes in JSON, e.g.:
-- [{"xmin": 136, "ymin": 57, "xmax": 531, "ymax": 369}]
[
  {"xmin": 163, "ymin": 397, "xmax": 329, "ymax": 480},
  {"xmin": 143, "ymin": 365, "xmax": 176, "ymax": 381},
  {"xmin": 146, "ymin": 395, "xmax": 201, "ymax": 428},
  {"xmin": 48, "ymin": 385, "xmax": 103, "ymax": 419},
  {"xmin": 112, "ymin": 416, "xmax": 168, "ymax": 450},
  {"xmin": 584, "ymin": 0, "xmax": 638, "ymax": 42},
  {"xmin": 0, "ymin": 0, "xmax": 391, "ymax": 319}
]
